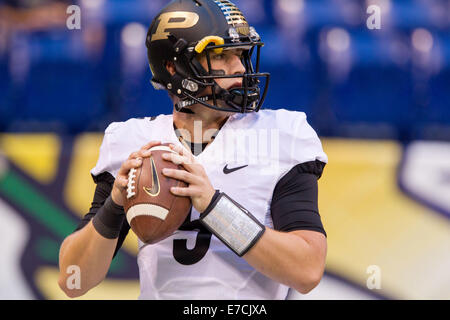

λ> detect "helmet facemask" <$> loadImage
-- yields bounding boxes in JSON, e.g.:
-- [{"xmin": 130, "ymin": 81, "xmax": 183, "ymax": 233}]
[{"xmin": 175, "ymin": 41, "xmax": 270, "ymax": 114}]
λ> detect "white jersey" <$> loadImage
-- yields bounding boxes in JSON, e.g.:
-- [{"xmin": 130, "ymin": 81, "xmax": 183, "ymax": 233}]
[{"xmin": 91, "ymin": 109, "xmax": 328, "ymax": 300}]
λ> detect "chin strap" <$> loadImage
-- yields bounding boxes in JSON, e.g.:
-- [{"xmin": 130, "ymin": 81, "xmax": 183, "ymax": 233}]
[
  {"xmin": 175, "ymin": 87, "xmax": 258, "ymax": 114},
  {"xmin": 176, "ymin": 105, "xmax": 196, "ymax": 114},
  {"xmin": 175, "ymin": 96, "xmax": 211, "ymax": 113}
]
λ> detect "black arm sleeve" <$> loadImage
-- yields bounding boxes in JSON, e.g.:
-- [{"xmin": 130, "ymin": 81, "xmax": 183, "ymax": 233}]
[
  {"xmin": 270, "ymin": 160, "xmax": 327, "ymax": 237},
  {"xmin": 73, "ymin": 172, "xmax": 130, "ymax": 258}
]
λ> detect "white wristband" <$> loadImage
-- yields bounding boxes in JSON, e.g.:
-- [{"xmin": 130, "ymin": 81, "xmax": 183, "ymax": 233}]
[{"xmin": 199, "ymin": 193, "xmax": 265, "ymax": 257}]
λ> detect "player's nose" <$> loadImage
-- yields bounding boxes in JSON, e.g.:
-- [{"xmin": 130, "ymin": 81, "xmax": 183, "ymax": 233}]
[{"xmin": 230, "ymin": 54, "xmax": 246, "ymax": 75}]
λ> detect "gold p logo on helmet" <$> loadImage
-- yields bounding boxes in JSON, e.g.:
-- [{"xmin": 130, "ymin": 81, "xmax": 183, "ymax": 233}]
[{"xmin": 151, "ymin": 11, "xmax": 200, "ymax": 41}]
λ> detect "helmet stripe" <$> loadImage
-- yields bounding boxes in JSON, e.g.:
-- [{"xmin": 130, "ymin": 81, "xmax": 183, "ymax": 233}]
[{"xmin": 213, "ymin": 0, "xmax": 248, "ymax": 27}]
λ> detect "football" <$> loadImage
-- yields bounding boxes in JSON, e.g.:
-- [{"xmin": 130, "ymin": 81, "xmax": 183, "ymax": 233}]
[{"xmin": 122, "ymin": 143, "xmax": 192, "ymax": 244}]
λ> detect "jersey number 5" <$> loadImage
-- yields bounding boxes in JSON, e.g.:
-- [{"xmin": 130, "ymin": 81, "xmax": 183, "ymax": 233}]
[{"xmin": 173, "ymin": 208, "xmax": 212, "ymax": 265}]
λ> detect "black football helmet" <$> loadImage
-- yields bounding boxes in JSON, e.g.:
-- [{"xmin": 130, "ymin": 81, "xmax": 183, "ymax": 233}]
[{"xmin": 146, "ymin": 0, "xmax": 270, "ymax": 113}]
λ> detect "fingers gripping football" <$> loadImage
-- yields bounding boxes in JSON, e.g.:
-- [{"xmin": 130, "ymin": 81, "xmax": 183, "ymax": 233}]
[
  {"xmin": 111, "ymin": 141, "xmax": 161, "ymax": 206},
  {"xmin": 161, "ymin": 143, "xmax": 215, "ymax": 213}
]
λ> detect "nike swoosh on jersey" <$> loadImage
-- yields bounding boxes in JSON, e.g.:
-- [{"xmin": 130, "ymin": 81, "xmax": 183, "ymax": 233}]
[
  {"xmin": 144, "ymin": 157, "xmax": 160, "ymax": 197},
  {"xmin": 223, "ymin": 164, "xmax": 248, "ymax": 174}
]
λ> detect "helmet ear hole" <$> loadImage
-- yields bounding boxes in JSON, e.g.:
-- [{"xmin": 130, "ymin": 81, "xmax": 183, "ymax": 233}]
[{"xmin": 165, "ymin": 61, "xmax": 176, "ymax": 76}]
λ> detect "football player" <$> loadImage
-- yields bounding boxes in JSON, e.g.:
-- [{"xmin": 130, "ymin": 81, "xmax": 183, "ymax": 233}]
[{"xmin": 58, "ymin": 0, "xmax": 328, "ymax": 299}]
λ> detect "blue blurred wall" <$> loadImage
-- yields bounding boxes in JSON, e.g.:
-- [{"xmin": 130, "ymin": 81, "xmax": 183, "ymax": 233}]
[{"xmin": 0, "ymin": 0, "xmax": 449, "ymax": 141}]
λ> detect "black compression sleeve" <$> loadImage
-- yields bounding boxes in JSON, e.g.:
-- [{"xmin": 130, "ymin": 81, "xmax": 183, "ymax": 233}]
[
  {"xmin": 270, "ymin": 160, "xmax": 327, "ymax": 237},
  {"xmin": 73, "ymin": 172, "xmax": 130, "ymax": 258}
]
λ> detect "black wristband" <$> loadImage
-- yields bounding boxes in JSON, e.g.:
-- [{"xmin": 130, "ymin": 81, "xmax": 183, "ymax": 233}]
[{"xmin": 92, "ymin": 196, "xmax": 125, "ymax": 239}]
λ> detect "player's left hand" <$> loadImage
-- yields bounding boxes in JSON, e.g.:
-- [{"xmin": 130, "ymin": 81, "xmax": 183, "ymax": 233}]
[{"xmin": 161, "ymin": 143, "xmax": 215, "ymax": 213}]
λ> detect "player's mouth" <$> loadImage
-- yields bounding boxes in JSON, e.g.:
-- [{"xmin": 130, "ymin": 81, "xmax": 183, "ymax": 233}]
[{"xmin": 227, "ymin": 82, "xmax": 243, "ymax": 90}]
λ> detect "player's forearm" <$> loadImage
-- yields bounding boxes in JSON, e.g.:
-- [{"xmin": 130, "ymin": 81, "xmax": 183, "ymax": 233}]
[
  {"xmin": 243, "ymin": 228, "xmax": 326, "ymax": 294},
  {"xmin": 58, "ymin": 221, "xmax": 118, "ymax": 298}
]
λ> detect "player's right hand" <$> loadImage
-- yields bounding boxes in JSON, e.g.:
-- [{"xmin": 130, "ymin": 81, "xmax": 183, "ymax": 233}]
[{"xmin": 111, "ymin": 141, "xmax": 161, "ymax": 207}]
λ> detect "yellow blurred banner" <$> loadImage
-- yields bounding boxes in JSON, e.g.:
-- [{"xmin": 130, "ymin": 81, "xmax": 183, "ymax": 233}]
[{"xmin": 319, "ymin": 139, "xmax": 450, "ymax": 299}]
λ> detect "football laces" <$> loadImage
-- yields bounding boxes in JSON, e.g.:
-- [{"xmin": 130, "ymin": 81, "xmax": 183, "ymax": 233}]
[{"xmin": 127, "ymin": 168, "xmax": 137, "ymax": 199}]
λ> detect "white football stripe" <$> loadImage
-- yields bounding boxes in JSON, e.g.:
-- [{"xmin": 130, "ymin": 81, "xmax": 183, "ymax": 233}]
[
  {"xmin": 149, "ymin": 146, "xmax": 176, "ymax": 153},
  {"xmin": 126, "ymin": 204, "xmax": 169, "ymax": 225}
]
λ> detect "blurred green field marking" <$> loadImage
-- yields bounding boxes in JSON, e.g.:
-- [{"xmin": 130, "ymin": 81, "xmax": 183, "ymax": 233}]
[
  {"xmin": 0, "ymin": 170, "xmax": 126, "ymax": 272},
  {"xmin": 0, "ymin": 171, "xmax": 76, "ymax": 238}
]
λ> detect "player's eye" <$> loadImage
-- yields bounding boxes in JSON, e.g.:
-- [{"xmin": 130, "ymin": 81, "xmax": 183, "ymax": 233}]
[{"xmin": 212, "ymin": 53, "xmax": 225, "ymax": 60}]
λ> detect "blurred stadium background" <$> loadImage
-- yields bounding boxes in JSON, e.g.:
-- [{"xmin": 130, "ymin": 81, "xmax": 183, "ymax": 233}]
[{"xmin": 0, "ymin": 0, "xmax": 449, "ymax": 300}]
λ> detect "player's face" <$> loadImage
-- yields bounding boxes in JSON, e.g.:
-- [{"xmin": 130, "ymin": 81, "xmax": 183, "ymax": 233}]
[{"xmin": 197, "ymin": 48, "xmax": 246, "ymax": 93}]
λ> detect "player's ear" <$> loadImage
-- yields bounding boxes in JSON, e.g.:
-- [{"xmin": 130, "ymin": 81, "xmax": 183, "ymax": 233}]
[{"xmin": 165, "ymin": 61, "xmax": 176, "ymax": 76}]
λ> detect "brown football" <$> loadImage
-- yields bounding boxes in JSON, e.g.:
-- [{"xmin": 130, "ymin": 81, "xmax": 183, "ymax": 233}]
[{"xmin": 122, "ymin": 143, "xmax": 191, "ymax": 244}]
